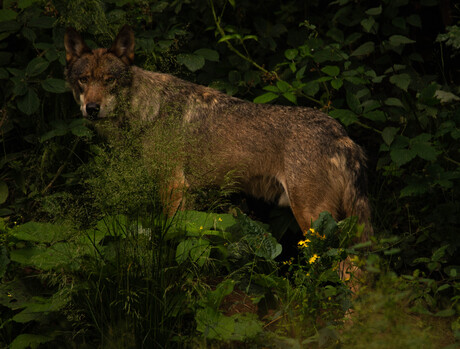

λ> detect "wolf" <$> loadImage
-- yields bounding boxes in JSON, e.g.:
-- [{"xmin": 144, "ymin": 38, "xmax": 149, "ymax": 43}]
[{"xmin": 64, "ymin": 25, "xmax": 373, "ymax": 242}]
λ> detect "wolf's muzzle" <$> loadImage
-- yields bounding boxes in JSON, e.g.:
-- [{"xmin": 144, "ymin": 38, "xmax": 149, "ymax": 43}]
[{"xmin": 86, "ymin": 103, "xmax": 100, "ymax": 119}]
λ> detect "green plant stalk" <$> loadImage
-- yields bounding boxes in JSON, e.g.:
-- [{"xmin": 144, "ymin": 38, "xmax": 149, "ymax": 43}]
[{"xmin": 209, "ymin": 0, "xmax": 270, "ymax": 75}]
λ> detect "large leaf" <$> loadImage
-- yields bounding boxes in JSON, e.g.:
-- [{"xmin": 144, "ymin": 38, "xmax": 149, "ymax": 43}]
[
  {"xmin": 312, "ymin": 211, "xmax": 338, "ymax": 238},
  {"xmin": 10, "ymin": 334, "xmax": 54, "ymax": 349},
  {"xmin": 329, "ymin": 109, "xmax": 358, "ymax": 126},
  {"xmin": 194, "ymin": 48, "xmax": 219, "ymax": 62},
  {"xmin": 0, "ymin": 9, "xmax": 17, "ymax": 22},
  {"xmin": 26, "ymin": 57, "xmax": 49, "ymax": 77},
  {"xmin": 17, "ymin": 88, "xmax": 40, "ymax": 115},
  {"xmin": 382, "ymin": 127, "xmax": 399, "ymax": 146},
  {"xmin": 176, "ymin": 238, "xmax": 211, "ymax": 267},
  {"xmin": 12, "ymin": 221, "xmax": 69, "ymax": 243},
  {"xmin": 177, "ymin": 53, "xmax": 205, "ymax": 72},
  {"xmin": 10, "ymin": 243, "xmax": 82, "ymax": 271},
  {"xmin": 253, "ymin": 92, "xmax": 278, "ymax": 104},
  {"xmin": 321, "ymin": 65, "xmax": 340, "ymax": 77},
  {"xmin": 389, "ymin": 73, "xmax": 411, "ymax": 91},
  {"xmin": 390, "ymin": 148, "xmax": 417, "ymax": 167},
  {"xmin": 41, "ymin": 78, "xmax": 67, "ymax": 93},
  {"xmin": 350, "ymin": 41, "xmax": 374, "ymax": 56},
  {"xmin": 389, "ymin": 35, "xmax": 416, "ymax": 45}
]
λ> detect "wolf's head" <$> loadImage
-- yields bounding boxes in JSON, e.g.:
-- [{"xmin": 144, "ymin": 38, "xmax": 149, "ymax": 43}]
[{"xmin": 64, "ymin": 26, "xmax": 134, "ymax": 120}]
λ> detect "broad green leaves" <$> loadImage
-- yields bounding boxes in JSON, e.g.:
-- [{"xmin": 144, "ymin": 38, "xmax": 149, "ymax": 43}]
[
  {"xmin": 178, "ymin": 48, "xmax": 220, "ymax": 72},
  {"xmin": 351, "ymin": 41, "xmax": 375, "ymax": 56},
  {"xmin": 40, "ymin": 119, "xmax": 93, "ymax": 142},
  {"xmin": 41, "ymin": 78, "xmax": 67, "ymax": 93},
  {"xmin": 17, "ymin": 88, "xmax": 39, "ymax": 115}
]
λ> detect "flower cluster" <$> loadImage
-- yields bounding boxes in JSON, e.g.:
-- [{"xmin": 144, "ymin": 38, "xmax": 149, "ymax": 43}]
[
  {"xmin": 308, "ymin": 254, "xmax": 319, "ymax": 264},
  {"xmin": 305, "ymin": 227, "xmax": 325, "ymax": 240},
  {"xmin": 297, "ymin": 238, "xmax": 311, "ymax": 248}
]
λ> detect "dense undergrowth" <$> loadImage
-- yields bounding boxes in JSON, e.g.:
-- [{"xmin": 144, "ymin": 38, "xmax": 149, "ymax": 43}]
[{"xmin": 0, "ymin": 0, "xmax": 459, "ymax": 348}]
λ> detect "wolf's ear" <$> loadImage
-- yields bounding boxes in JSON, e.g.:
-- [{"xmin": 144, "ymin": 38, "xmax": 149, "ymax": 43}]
[
  {"xmin": 109, "ymin": 25, "xmax": 135, "ymax": 65},
  {"xmin": 64, "ymin": 28, "xmax": 91, "ymax": 64}
]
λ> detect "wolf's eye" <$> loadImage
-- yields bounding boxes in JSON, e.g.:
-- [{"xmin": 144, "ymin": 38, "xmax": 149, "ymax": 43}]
[
  {"xmin": 79, "ymin": 77, "xmax": 89, "ymax": 84},
  {"xmin": 105, "ymin": 77, "xmax": 115, "ymax": 84}
]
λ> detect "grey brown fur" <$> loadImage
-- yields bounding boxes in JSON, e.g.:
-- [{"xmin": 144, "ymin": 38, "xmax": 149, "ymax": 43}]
[{"xmin": 64, "ymin": 25, "xmax": 372, "ymax": 241}]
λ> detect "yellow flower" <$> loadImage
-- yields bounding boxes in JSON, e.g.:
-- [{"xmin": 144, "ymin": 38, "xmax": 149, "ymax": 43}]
[
  {"xmin": 199, "ymin": 226, "xmax": 203, "ymax": 230},
  {"xmin": 297, "ymin": 239, "xmax": 310, "ymax": 248},
  {"xmin": 308, "ymin": 254, "xmax": 319, "ymax": 264},
  {"xmin": 218, "ymin": 217, "xmax": 222, "ymax": 222}
]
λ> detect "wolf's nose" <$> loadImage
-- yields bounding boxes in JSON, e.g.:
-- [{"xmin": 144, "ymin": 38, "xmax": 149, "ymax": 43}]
[{"xmin": 86, "ymin": 103, "xmax": 100, "ymax": 118}]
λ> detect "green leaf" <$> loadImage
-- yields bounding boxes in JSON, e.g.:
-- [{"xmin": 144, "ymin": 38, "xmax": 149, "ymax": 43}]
[
  {"xmin": 361, "ymin": 17, "xmax": 376, "ymax": 32},
  {"xmin": 253, "ymin": 92, "xmax": 278, "ymax": 104},
  {"xmin": 10, "ymin": 334, "xmax": 54, "ymax": 349},
  {"xmin": 330, "ymin": 78, "xmax": 343, "ymax": 89},
  {"xmin": 303, "ymin": 80, "xmax": 319, "ymax": 96},
  {"xmin": 321, "ymin": 65, "xmax": 340, "ymax": 76},
  {"xmin": 400, "ymin": 179, "xmax": 429, "ymax": 197},
  {"xmin": 296, "ymin": 65, "xmax": 306, "ymax": 80},
  {"xmin": 350, "ymin": 41, "xmax": 374, "ymax": 56},
  {"xmin": 263, "ymin": 85, "xmax": 280, "ymax": 93},
  {"xmin": 346, "ymin": 90, "xmax": 361, "ymax": 113},
  {"xmin": 17, "ymin": 88, "xmax": 40, "ymax": 115},
  {"xmin": 12, "ymin": 221, "xmax": 68, "ymax": 243},
  {"xmin": 384, "ymin": 97, "xmax": 405, "ymax": 108},
  {"xmin": 218, "ymin": 34, "xmax": 242, "ymax": 43},
  {"xmin": 194, "ymin": 48, "xmax": 219, "ymax": 62},
  {"xmin": 11, "ymin": 76, "xmax": 28, "ymax": 96},
  {"xmin": 177, "ymin": 53, "xmax": 205, "ymax": 72},
  {"xmin": 389, "ymin": 73, "xmax": 411, "ymax": 91},
  {"xmin": 0, "ymin": 10, "xmax": 17, "ymax": 22},
  {"xmin": 390, "ymin": 148, "xmax": 417, "ymax": 167},
  {"xmin": 282, "ymin": 92, "xmax": 297, "ymax": 104},
  {"xmin": 329, "ymin": 109, "xmax": 358, "ymax": 126},
  {"xmin": 383, "ymin": 248, "xmax": 401, "ymax": 255},
  {"xmin": 389, "ymin": 35, "xmax": 416, "ymax": 45},
  {"xmin": 10, "ymin": 243, "xmax": 80, "ymax": 271},
  {"xmin": 150, "ymin": 1, "xmax": 169, "ymax": 12},
  {"xmin": 28, "ymin": 16, "xmax": 55, "ymax": 28},
  {"xmin": 0, "ymin": 181, "xmax": 8, "ymax": 204},
  {"xmin": 26, "ymin": 57, "xmax": 49, "ymax": 77},
  {"xmin": 363, "ymin": 110, "xmax": 386, "ymax": 122},
  {"xmin": 365, "ymin": 5, "xmax": 382, "ymax": 15},
  {"xmin": 411, "ymin": 141, "xmax": 438, "ymax": 161},
  {"xmin": 406, "ymin": 14, "xmax": 421, "ymax": 28},
  {"xmin": 18, "ymin": 0, "xmax": 40, "ymax": 9},
  {"xmin": 276, "ymin": 80, "xmax": 290, "ymax": 93},
  {"xmin": 312, "ymin": 211, "xmax": 338, "ymax": 237},
  {"xmin": 176, "ymin": 238, "xmax": 210, "ymax": 267},
  {"xmin": 41, "ymin": 78, "xmax": 67, "ymax": 93},
  {"xmin": 284, "ymin": 48, "xmax": 298, "ymax": 60}
]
